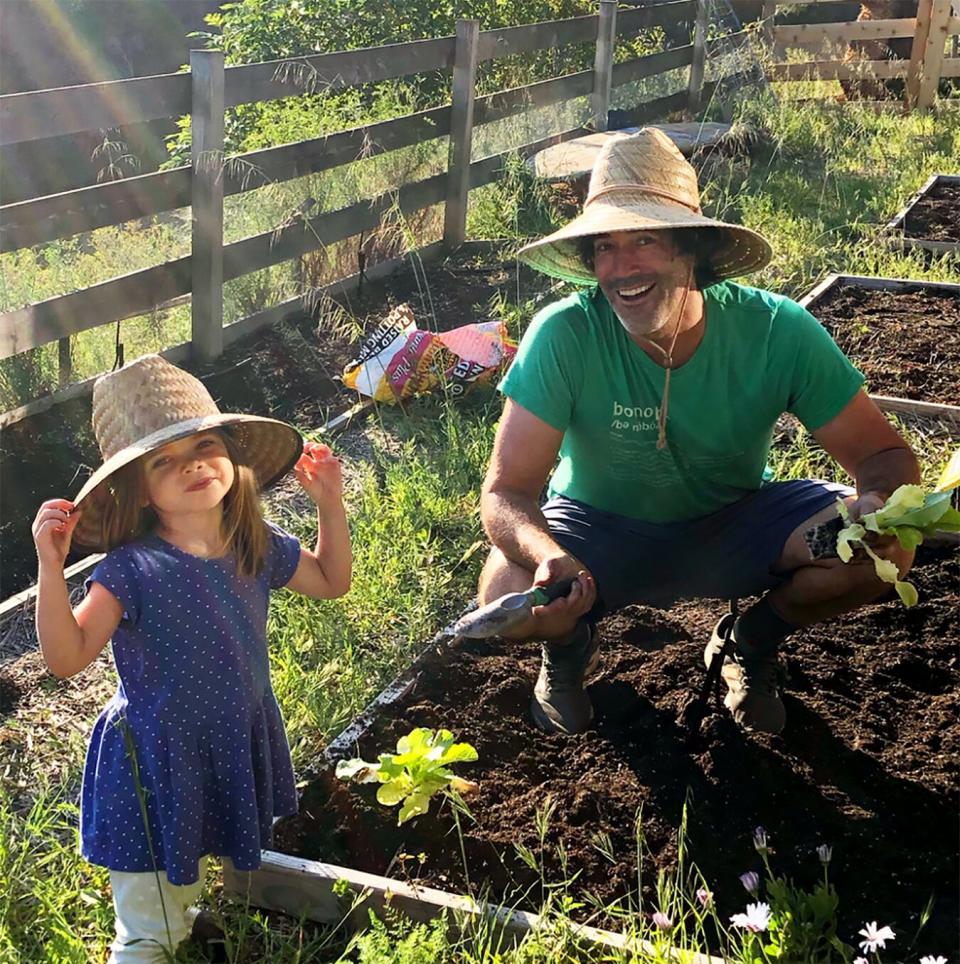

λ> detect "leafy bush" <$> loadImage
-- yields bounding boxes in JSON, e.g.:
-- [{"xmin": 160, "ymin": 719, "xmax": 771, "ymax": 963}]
[{"xmin": 164, "ymin": 0, "xmax": 657, "ymax": 163}]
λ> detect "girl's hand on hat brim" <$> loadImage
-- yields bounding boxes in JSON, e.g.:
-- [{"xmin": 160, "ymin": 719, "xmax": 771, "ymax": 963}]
[
  {"xmin": 32, "ymin": 499, "xmax": 83, "ymax": 570},
  {"xmin": 295, "ymin": 441, "xmax": 343, "ymax": 508}
]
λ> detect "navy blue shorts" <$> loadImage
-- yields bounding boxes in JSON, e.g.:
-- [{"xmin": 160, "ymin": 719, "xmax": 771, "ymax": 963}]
[{"xmin": 543, "ymin": 479, "xmax": 853, "ymax": 615}]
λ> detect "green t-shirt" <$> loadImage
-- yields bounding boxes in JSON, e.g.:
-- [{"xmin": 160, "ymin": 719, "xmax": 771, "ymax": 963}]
[{"xmin": 499, "ymin": 281, "xmax": 864, "ymax": 523}]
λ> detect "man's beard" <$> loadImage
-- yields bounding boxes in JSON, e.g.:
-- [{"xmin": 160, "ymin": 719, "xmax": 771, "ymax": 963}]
[{"xmin": 610, "ymin": 292, "xmax": 679, "ymax": 342}]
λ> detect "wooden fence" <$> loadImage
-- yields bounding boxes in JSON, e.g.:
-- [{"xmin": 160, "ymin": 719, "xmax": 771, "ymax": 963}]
[
  {"xmin": 0, "ymin": 0, "xmax": 741, "ymax": 414},
  {"xmin": 761, "ymin": 0, "xmax": 960, "ymax": 108},
  {"xmin": 2, "ymin": 1, "xmax": 956, "ymax": 419}
]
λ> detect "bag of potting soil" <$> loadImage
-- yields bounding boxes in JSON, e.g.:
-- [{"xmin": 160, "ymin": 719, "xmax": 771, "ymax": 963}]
[{"xmin": 342, "ymin": 303, "xmax": 516, "ymax": 403}]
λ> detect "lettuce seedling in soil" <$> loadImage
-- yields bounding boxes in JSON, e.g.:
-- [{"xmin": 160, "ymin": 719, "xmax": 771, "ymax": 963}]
[
  {"xmin": 836, "ymin": 484, "xmax": 960, "ymax": 606},
  {"xmin": 335, "ymin": 727, "xmax": 478, "ymax": 825}
]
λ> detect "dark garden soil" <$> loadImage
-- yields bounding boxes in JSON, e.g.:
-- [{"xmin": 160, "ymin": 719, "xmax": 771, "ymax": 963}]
[
  {"xmin": 904, "ymin": 180, "xmax": 960, "ymax": 244},
  {"xmin": 0, "ymin": 246, "xmax": 550, "ymax": 602},
  {"xmin": 276, "ymin": 546, "xmax": 960, "ymax": 960},
  {"xmin": 813, "ymin": 283, "xmax": 960, "ymax": 406}
]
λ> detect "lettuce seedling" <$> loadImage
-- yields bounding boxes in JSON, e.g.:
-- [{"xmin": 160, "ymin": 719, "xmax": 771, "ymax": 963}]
[
  {"xmin": 835, "ymin": 484, "xmax": 960, "ymax": 606},
  {"xmin": 335, "ymin": 727, "xmax": 479, "ymax": 825}
]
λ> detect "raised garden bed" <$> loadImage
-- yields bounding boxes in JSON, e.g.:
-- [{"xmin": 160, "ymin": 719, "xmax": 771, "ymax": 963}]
[
  {"xmin": 225, "ymin": 546, "xmax": 960, "ymax": 959},
  {"xmin": 886, "ymin": 174, "xmax": 960, "ymax": 257},
  {"xmin": 799, "ymin": 274, "xmax": 960, "ymax": 422}
]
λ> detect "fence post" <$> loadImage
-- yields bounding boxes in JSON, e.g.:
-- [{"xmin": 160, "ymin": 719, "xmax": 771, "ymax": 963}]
[
  {"xmin": 687, "ymin": 0, "xmax": 709, "ymax": 115},
  {"xmin": 57, "ymin": 337, "xmax": 72, "ymax": 387},
  {"xmin": 190, "ymin": 49, "xmax": 225, "ymax": 361},
  {"xmin": 915, "ymin": 0, "xmax": 953, "ymax": 108},
  {"xmin": 591, "ymin": 0, "xmax": 617, "ymax": 131},
  {"xmin": 443, "ymin": 19, "xmax": 480, "ymax": 249},
  {"xmin": 760, "ymin": 1, "xmax": 777, "ymax": 50},
  {"xmin": 907, "ymin": 0, "xmax": 935, "ymax": 109}
]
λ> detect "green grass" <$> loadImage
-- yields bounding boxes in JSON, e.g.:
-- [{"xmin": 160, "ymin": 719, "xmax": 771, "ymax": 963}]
[
  {"xmin": 267, "ymin": 399, "xmax": 497, "ymax": 759},
  {"xmin": 1, "ymin": 87, "xmax": 959, "ymax": 960}
]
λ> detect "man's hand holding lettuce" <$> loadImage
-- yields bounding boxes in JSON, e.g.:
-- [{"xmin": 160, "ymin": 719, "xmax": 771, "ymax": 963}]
[{"xmin": 835, "ymin": 484, "xmax": 960, "ymax": 606}]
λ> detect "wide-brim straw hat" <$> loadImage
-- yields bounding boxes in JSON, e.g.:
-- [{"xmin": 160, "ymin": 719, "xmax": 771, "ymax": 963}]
[
  {"xmin": 72, "ymin": 354, "xmax": 302, "ymax": 550},
  {"xmin": 518, "ymin": 127, "xmax": 773, "ymax": 285}
]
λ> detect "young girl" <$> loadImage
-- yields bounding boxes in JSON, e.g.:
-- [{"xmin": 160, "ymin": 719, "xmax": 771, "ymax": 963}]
[{"xmin": 32, "ymin": 354, "xmax": 351, "ymax": 962}]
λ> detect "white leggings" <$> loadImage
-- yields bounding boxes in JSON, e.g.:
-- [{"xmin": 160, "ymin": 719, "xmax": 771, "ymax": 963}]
[{"xmin": 108, "ymin": 858, "xmax": 207, "ymax": 963}]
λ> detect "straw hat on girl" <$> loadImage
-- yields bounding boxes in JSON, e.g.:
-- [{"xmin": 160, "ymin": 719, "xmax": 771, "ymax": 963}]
[
  {"xmin": 72, "ymin": 354, "xmax": 302, "ymax": 550},
  {"xmin": 517, "ymin": 127, "xmax": 772, "ymax": 284}
]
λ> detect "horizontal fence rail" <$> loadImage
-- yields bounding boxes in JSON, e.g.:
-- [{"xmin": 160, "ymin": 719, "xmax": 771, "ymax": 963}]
[
  {"xmin": 616, "ymin": 2, "xmax": 698, "ymax": 35},
  {"xmin": 0, "ymin": 258, "xmax": 192, "ymax": 357},
  {"xmin": 0, "ymin": 39, "xmax": 457, "ymax": 146},
  {"xmin": 769, "ymin": 59, "xmax": 913, "ymax": 80},
  {"xmin": 0, "ymin": 167, "xmax": 191, "ymax": 253},
  {"xmin": 0, "ymin": 106, "xmax": 454, "ymax": 254},
  {"xmin": 769, "ymin": 57, "xmax": 960, "ymax": 82},
  {"xmin": 473, "ymin": 70, "xmax": 595, "ymax": 126},
  {"xmin": 773, "ymin": 17, "xmax": 918, "ymax": 46},
  {"xmin": 0, "ymin": 72, "xmax": 191, "ymax": 147},
  {"xmin": 611, "ymin": 45, "xmax": 695, "ymax": 85},
  {"xmin": 223, "ymin": 37, "xmax": 456, "ymax": 108},
  {"xmin": 477, "ymin": 15, "xmax": 598, "ymax": 59},
  {"xmin": 0, "ymin": 124, "xmax": 587, "ymax": 360}
]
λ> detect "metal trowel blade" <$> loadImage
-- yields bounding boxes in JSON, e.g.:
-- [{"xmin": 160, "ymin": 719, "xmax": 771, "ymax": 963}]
[{"xmin": 449, "ymin": 589, "xmax": 535, "ymax": 639}]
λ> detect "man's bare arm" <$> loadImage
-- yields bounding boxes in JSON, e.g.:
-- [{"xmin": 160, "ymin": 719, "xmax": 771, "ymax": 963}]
[
  {"xmin": 812, "ymin": 390, "xmax": 921, "ymax": 504},
  {"xmin": 480, "ymin": 399, "xmax": 597, "ymax": 633},
  {"xmin": 481, "ymin": 400, "xmax": 570, "ymax": 571}
]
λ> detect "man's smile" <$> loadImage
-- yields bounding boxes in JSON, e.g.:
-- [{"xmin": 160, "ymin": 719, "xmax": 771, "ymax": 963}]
[{"xmin": 615, "ymin": 281, "xmax": 655, "ymax": 304}]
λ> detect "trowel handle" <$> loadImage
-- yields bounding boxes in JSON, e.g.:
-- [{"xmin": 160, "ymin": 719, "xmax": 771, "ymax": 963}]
[{"xmin": 529, "ymin": 577, "xmax": 577, "ymax": 606}]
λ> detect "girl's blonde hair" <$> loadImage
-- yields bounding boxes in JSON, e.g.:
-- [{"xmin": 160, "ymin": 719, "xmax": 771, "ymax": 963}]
[{"xmin": 98, "ymin": 429, "xmax": 269, "ymax": 578}]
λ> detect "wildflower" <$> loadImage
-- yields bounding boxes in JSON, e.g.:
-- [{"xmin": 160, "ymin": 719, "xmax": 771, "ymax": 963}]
[
  {"xmin": 816, "ymin": 843, "xmax": 832, "ymax": 865},
  {"xmin": 651, "ymin": 911, "xmax": 673, "ymax": 931},
  {"xmin": 753, "ymin": 826, "xmax": 769, "ymax": 854},
  {"xmin": 919, "ymin": 957, "xmax": 947, "ymax": 964},
  {"xmin": 858, "ymin": 921, "xmax": 896, "ymax": 953},
  {"xmin": 853, "ymin": 958, "xmax": 868, "ymax": 964},
  {"xmin": 695, "ymin": 887, "xmax": 713, "ymax": 908},
  {"xmin": 730, "ymin": 902, "xmax": 771, "ymax": 933},
  {"xmin": 739, "ymin": 870, "xmax": 760, "ymax": 895}
]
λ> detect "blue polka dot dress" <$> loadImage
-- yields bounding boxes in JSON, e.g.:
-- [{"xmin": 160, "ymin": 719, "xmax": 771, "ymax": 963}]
[{"xmin": 80, "ymin": 523, "xmax": 301, "ymax": 885}]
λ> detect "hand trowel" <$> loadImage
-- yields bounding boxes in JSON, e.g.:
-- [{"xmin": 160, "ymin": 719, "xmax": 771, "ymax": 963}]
[{"xmin": 446, "ymin": 577, "xmax": 576, "ymax": 639}]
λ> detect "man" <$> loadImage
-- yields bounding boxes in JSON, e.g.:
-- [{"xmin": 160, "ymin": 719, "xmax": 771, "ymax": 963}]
[{"xmin": 479, "ymin": 128, "xmax": 918, "ymax": 736}]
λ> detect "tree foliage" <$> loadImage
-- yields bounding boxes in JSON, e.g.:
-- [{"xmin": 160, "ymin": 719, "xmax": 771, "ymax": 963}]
[
  {"xmin": 195, "ymin": 0, "xmax": 597, "ymax": 64},
  {"xmin": 166, "ymin": 0, "xmax": 612, "ymax": 162}
]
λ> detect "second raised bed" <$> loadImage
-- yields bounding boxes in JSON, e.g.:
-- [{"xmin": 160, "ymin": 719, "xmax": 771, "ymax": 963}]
[
  {"xmin": 799, "ymin": 273, "xmax": 960, "ymax": 428},
  {"xmin": 885, "ymin": 173, "xmax": 960, "ymax": 258}
]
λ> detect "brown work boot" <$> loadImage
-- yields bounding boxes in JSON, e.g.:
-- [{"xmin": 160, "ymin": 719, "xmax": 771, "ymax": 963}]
[
  {"xmin": 703, "ymin": 614, "xmax": 786, "ymax": 735},
  {"xmin": 531, "ymin": 622, "xmax": 600, "ymax": 735}
]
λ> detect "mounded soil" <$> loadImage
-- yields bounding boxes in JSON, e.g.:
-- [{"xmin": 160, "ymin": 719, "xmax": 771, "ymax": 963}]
[
  {"xmin": 276, "ymin": 546, "xmax": 960, "ymax": 960},
  {"xmin": 814, "ymin": 283, "xmax": 960, "ymax": 406},
  {"xmin": 904, "ymin": 180, "xmax": 960, "ymax": 244}
]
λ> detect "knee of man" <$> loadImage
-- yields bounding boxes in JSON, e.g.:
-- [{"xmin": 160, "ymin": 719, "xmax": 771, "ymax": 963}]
[
  {"xmin": 844, "ymin": 543, "xmax": 915, "ymax": 597},
  {"xmin": 478, "ymin": 546, "xmax": 532, "ymax": 604}
]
